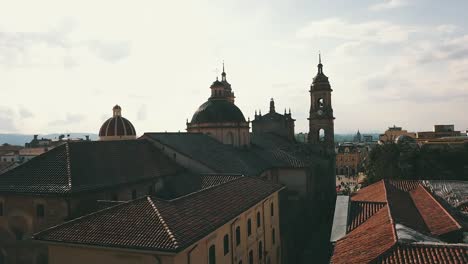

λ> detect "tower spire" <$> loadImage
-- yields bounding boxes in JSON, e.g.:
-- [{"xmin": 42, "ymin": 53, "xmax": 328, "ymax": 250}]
[
  {"xmin": 221, "ymin": 60, "xmax": 227, "ymax": 81},
  {"xmin": 318, "ymin": 52, "xmax": 323, "ymax": 74},
  {"xmin": 270, "ymin": 98, "xmax": 275, "ymax": 113}
]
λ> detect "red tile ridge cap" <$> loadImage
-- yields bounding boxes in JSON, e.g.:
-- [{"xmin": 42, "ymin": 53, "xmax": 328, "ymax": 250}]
[{"xmin": 416, "ymin": 183, "xmax": 462, "ymax": 229}]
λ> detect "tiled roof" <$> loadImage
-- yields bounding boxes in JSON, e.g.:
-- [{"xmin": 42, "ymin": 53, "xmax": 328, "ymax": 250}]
[
  {"xmin": 332, "ymin": 179, "xmax": 466, "ymax": 263},
  {"xmin": 347, "ymin": 201, "xmax": 386, "ymax": 232},
  {"xmin": 332, "ymin": 206, "xmax": 396, "ymax": 264},
  {"xmin": 410, "ymin": 185, "xmax": 461, "ymax": 236},
  {"xmin": 377, "ymin": 243, "xmax": 468, "ymax": 264},
  {"xmin": 351, "ymin": 180, "xmax": 386, "ymax": 203},
  {"xmin": 34, "ymin": 176, "xmax": 284, "ymax": 252},
  {"xmin": 143, "ymin": 133, "xmax": 307, "ymax": 176},
  {"xmin": 387, "ymin": 179, "xmax": 420, "ymax": 192},
  {"xmin": 0, "ymin": 140, "xmax": 182, "ymax": 195}
]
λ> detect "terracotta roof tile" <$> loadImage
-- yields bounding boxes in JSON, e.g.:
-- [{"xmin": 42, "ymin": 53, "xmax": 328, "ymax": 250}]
[
  {"xmin": 410, "ymin": 185, "xmax": 462, "ymax": 236},
  {"xmin": 387, "ymin": 179, "xmax": 421, "ymax": 192},
  {"xmin": 377, "ymin": 243, "xmax": 468, "ymax": 264},
  {"xmin": 347, "ymin": 201, "xmax": 386, "ymax": 232},
  {"xmin": 331, "ymin": 206, "xmax": 396, "ymax": 264},
  {"xmin": 34, "ymin": 176, "xmax": 284, "ymax": 252},
  {"xmin": 351, "ymin": 180, "xmax": 386, "ymax": 203}
]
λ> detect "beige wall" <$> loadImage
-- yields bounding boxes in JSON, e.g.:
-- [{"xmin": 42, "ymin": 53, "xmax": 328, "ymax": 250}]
[
  {"xmin": 46, "ymin": 192, "xmax": 282, "ymax": 264},
  {"xmin": 379, "ymin": 130, "xmax": 416, "ymax": 143},
  {"xmin": 187, "ymin": 123, "xmax": 250, "ymax": 147}
]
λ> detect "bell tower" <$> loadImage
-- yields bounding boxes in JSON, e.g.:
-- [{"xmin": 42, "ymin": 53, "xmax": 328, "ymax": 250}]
[{"xmin": 308, "ymin": 54, "xmax": 335, "ymax": 148}]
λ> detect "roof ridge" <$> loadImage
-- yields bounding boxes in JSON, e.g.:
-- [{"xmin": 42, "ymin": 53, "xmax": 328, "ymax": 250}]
[
  {"xmin": 415, "ymin": 183, "xmax": 462, "ymax": 229},
  {"xmin": 64, "ymin": 142, "xmax": 72, "ymax": 190},
  {"xmin": 403, "ymin": 241, "xmax": 468, "ymax": 247},
  {"xmin": 147, "ymin": 197, "xmax": 179, "ymax": 249},
  {"xmin": 168, "ymin": 175, "xmax": 245, "ymax": 202},
  {"xmin": 382, "ymin": 181, "xmax": 398, "ymax": 243}
]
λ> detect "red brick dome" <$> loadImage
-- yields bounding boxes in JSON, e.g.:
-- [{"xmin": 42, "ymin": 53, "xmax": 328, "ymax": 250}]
[{"xmin": 99, "ymin": 105, "xmax": 136, "ymax": 139}]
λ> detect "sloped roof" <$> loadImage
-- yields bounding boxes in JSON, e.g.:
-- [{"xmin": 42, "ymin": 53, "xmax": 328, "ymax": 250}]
[
  {"xmin": 347, "ymin": 201, "xmax": 386, "ymax": 232},
  {"xmin": 332, "ymin": 179, "xmax": 466, "ymax": 263},
  {"xmin": 332, "ymin": 206, "xmax": 396, "ymax": 264},
  {"xmin": 142, "ymin": 133, "xmax": 307, "ymax": 176},
  {"xmin": 376, "ymin": 243, "xmax": 468, "ymax": 263},
  {"xmin": 34, "ymin": 176, "xmax": 284, "ymax": 252},
  {"xmin": 0, "ymin": 140, "xmax": 182, "ymax": 195}
]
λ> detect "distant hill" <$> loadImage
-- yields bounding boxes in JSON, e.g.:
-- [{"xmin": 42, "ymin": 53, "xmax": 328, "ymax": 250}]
[{"xmin": 0, "ymin": 133, "xmax": 98, "ymax": 146}]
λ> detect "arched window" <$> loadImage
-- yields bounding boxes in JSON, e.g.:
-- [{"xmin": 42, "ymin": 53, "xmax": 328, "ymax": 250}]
[
  {"xmin": 317, "ymin": 98, "xmax": 324, "ymax": 109},
  {"xmin": 248, "ymin": 250, "xmax": 253, "ymax": 264},
  {"xmin": 209, "ymin": 245, "xmax": 216, "ymax": 264},
  {"xmin": 235, "ymin": 226, "xmax": 241, "ymax": 246},
  {"xmin": 258, "ymin": 241, "xmax": 263, "ymax": 259},
  {"xmin": 223, "ymin": 234, "xmax": 229, "ymax": 255},
  {"xmin": 256, "ymin": 212, "xmax": 261, "ymax": 228},
  {"xmin": 318, "ymin": 129, "xmax": 325, "ymax": 142},
  {"xmin": 247, "ymin": 219, "xmax": 252, "ymax": 236}
]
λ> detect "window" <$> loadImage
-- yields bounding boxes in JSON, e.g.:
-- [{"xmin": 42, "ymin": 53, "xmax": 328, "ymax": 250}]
[
  {"xmin": 36, "ymin": 204, "xmax": 45, "ymax": 218},
  {"xmin": 131, "ymin": 190, "xmax": 137, "ymax": 199},
  {"xmin": 258, "ymin": 241, "xmax": 263, "ymax": 259},
  {"xmin": 209, "ymin": 245, "xmax": 216, "ymax": 264},
  {"xmin": 0, "ymin": 202, "xmax": 3, "ymax": 216},
  {"xmin": 223, "ymin": 234, "xmax": 229, "ymax": 255},
  {"xmin": 235, "ymin": 226, "xmax": 241, "ymax": 246},
  {"xmin": 248, "ymin": 250, "xmax": 253, "ymax": 264},
  {"xmin": 317, "ymin": 98, "xmax": 324, "ymax": 109},
  {"xmin": 270, "ymin": 202, "xmax": 274, "ymax": 216},
  {"xmin": 247, "ymin": 219, "xmax": 252, "ymax": 236},
  {"xmin": 272, "ymin": 228, "xmax": 276, "ymax": 245},
  {"xmin": 256, "ymin": 212, "xmax": 261, "ymax": 228},
  {"xmin": 318, "ymin": 129, "xmax": 325, "ymax": 142}
]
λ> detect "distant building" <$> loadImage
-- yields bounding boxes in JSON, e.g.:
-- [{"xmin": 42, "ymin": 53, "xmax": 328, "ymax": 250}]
[
  {"xmin": 335, "ymin": 143, "xmax": 361, "ymax": 176},
  {"xmin": 417, "ymin": 124, "xmax": 461, "ymax": 140},
  {"xmin": 330, "ymin": 180, "xmax": 467, "ymax": 263},
  {"xmin": 34, "ymin": 176, "xmax": 284, "ymax": 264},
  {"xmin": 252, "ymin": 98, "xmax": 296, "ymax": 141},
  {"xmin": 353, "ymin": 130, "xmax": 362, "ymax": 143},
  {"xmin": 379, "ymin": 125, "xmax": 416, "ymax": 143},
  {"xmin": 99, "ymin": 105, "xmax": 137, "ymax": 141},
  {"xmin": 362, "ymin": 135, "xmax": 373, "ymax": 142}
]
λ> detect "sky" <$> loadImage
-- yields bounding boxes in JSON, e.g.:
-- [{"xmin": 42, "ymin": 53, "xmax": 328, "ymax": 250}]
[{"xmin": 0, "ymin": 0, "xmax": 467, "ymax": 135}]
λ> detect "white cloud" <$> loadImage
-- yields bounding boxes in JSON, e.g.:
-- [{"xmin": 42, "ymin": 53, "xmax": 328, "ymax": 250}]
[
  {"xmin": 370, "ymin": 0, "xmax": 410, "ymax": 11},
  {"xmin": 297, "ymin": 18, "xmax": 418, "ymax": 44}
]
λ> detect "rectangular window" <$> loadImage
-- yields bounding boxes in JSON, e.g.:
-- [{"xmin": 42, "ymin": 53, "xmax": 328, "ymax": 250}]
[
  {"xmin": 256, "ymin": 212, "xmax": 261, "ymax": 228},
  {"xmin": 36, "ymin": 204, "xmax": 45, "ymax": 218},
  {"xmin": 236, "ymin": 226, "xmax": 241, "ymax": 246},
  {"xmin": 272, "ymin": 228, "xmax": 276, "ymax": 245},
  {"xmin": 270, "ymin": 202, "xmax": 274, "ymax": 216},
  {"xmin": 223, "ymin": 234, "xmax": 229, "ymax": 255},
  {"xmin": 247, "ymin": 219, "xmax": 252, "ymax": 236}
]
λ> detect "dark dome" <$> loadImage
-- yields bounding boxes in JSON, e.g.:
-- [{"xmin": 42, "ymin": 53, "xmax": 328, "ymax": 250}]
[
  {"xmin": 99, "ymin": 116, "xmax": 136, "ymax": 137},
  {"xmin": 191, "ymin": 100, "xmax": 246, "ymax": 124}
]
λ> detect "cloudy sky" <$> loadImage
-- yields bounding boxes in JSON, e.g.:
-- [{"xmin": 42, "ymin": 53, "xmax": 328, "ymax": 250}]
[{"xmin": 0, "ymin": 0, "xmax": 467, "ymax": 135}]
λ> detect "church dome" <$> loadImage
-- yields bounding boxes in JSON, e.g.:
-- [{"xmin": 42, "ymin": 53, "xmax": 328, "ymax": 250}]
[
  {"xmin": 190, "ymin": 100, "xmax": 246, "ymax": 124},
  {"xmin": 99, "ymin": 105, "xmax": 136, "ymax": 140}
]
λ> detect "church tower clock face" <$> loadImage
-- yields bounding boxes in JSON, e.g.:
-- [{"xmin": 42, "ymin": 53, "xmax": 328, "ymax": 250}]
[{"xmin": 308, "ymin": 54, "xmax": 335, "ymax": 148}]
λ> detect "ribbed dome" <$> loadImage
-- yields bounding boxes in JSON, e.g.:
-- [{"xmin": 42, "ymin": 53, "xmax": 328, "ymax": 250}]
[
  {"xmin": 99, "ymin": 105, "xmax": 136, "ymax": 138},
  {"xmin": 191, "ymin": 100, "xmax": 246, "ymax": 124}
]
